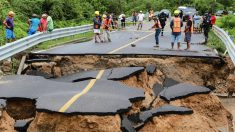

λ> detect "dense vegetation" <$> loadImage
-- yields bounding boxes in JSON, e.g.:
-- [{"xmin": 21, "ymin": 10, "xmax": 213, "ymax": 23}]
[
  {"xmin": 217, "ymin": 15, "xmax": 235, "ymax": 40},
  {"xmin": 0, "ymin": 0, "xmax": 234, "ymax": 44}
]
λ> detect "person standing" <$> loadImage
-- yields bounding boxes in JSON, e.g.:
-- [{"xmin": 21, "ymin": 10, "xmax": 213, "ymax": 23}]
[
  {"xmin": 132, "ymin": 11, "xmax": 137, "ymax": 26},
  {"xmin": 28, "ymin": 14, "xmax": 40, "ymax": 36},
  {"xmin": 39, "ymin": 14, "xmax": 48, "ymax": 32},
  {"xmin": 158, "ymin": 12, "xmax": 167, "ymax": 36},
  {"xmin": 150, "ymin": 17, "xmax": 162, "ymax": 48},
  {"xmin": 137, "ymin": 11, "xmax": 145, "ymax": 30},
  {"xmin": 46, "ymin": 13, "xmax": 54, "ymax": 32},
  {"xmin": 184, "ymin": 16, "xmax": 193, "ymax": 50},
  {"xmin": 93, "ymin": 11, "xmax": 103, "ymax": 43},
  {"xmin": 3, "ymin": 11, "xmax": 16, "ymax": 43},
  {"xmin": 120, "ymin": 14, "xmax": 126, "ymax": 29},
  {"xmin": 102, "ymin": 14, "xmax": 111, "ymax": 42},
  {"xmin": 170, "ymin": 10, "xmax": 183, "ymax": 50},
  {"xmin": 202, "ymin": 12, "xmax": 211, "ymax": 44},
  {"xmin": 193, "ymin": 13, "xmax": 201, "ymax": 33}
]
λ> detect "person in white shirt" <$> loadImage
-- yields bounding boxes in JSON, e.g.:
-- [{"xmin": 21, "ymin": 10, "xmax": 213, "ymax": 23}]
[{"xmin": 137, "ymin": 11, "xmax": 145, "ymax": 30}]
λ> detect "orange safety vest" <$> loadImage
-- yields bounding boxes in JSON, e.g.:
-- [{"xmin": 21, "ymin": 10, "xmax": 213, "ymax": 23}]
[{"xmin": 173, "ymin": 17, "xmax": 181, "ymax": 33}]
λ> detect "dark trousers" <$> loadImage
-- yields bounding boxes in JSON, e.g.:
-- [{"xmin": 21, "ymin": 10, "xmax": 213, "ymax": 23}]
[
  {"xmin": 121, "ymin": 21, "xmax": 125, "ymax": 28},
  {"xmin": 203, "ymin": 27, "xmax": 210, "ymax": 43},
  {"xmin": 155, "ymin": 29, "xmax": 161, "ymax": 44}
]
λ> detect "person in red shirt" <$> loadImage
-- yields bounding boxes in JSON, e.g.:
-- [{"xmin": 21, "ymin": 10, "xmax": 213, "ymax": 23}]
[{"xmin": 210, "ymin": 13, "xmax": 216, "ymax": 27}]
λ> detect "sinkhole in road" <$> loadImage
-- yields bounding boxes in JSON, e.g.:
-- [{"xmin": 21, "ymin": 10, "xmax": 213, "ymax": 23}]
[{"xmin": 1, "ymin": 55, "xmax": 235, "ymax": 131}]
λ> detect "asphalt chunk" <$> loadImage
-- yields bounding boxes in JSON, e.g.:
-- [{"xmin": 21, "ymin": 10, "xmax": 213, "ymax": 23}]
[
  {"xmin": 108, "ymin": 67, "xmax": 145, "ymax": 80},
  {"xmin": 146, "ymin": 64, "xmax": 156, "ymax": 75},
  {"xmin": 160, "ymin": 83, "xmax": 211, "ymax": 102},
  {"xmin": 163, "ymin": 77, "xmax": 179, "ymax": 88},
  {"xmin": 153, "ymin": 83, "xmax": 164, "ymax": 97},
  {"xmin": 14, "ymin": 119, "xmax": 33, "ymax": 132},
  {"xmin": 139, "ymin": 105, "xmax": 193, "ymax": 122},
  {"xmin": 121, "ymin": 115, "xmax": 136, "ymax": 132}
]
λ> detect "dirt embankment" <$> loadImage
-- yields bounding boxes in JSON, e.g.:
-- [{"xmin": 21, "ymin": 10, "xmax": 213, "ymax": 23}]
[
  {"xmin": 1, "ymin": 55, "xmax": 234, "ymax": 131},
  {"xmin": 27, "ymin": 113, "xmax": 121, "ymax": 132},
  {"xmin": 0, "ymin": 111, "xmax": 15, "ymax": 132},
  {"xmin": 31, "ymin": 56, "xmax": 232, "ymax": 93}
]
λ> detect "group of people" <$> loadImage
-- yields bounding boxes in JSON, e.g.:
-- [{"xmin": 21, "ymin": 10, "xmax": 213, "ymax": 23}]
[
  {"xmin": 3, "ymin": 11, "xmax": 54, "ymax": 43},
  {"xmin": 148, "ymin": 10, "xmax": 216, "ymax": 50},
  {"xmin": 93, "ymin": 9, "xmax": 216, "ymax": 51},
  {"xmin": 93, "ymin": 11, "xmax": 113, "ymax": 43}
]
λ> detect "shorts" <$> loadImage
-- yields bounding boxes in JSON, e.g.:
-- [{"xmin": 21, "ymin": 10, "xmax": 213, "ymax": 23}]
[
  {"xmin": 6, "ymin": 29, "xmax": 15, "ymax": 39},
  {"xmin": 94, "ymin": 29, "xmax": 100, "ymax": 34},
  {"xmin": 184, "ymin": 32, "xmax": 192, "ymax": 43},
  {"xmin": 171, "ymin": 34, "xmax": 181, "ymax": 43},
  {"xmin": 28, "ymin": 28, "xmax": 37, "ymax": 36}
]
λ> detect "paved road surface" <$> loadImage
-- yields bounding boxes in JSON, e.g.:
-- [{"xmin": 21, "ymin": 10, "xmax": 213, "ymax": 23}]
[{"xmin": 34, "ymin": 21, "xmax": 218, "ymax": 58}]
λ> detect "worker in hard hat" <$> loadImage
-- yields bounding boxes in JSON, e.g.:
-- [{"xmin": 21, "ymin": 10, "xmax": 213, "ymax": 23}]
[
  {"xmin": 170, "ymin": 10, "xmax": 183, "ymax": 50},
  {"xmin": 102, "ymin": 14, "xmax": 111, "ymax": 42},
  {"xmin": 3, "ymin": 11, "xmax": 16, "ymax": 43},
  {"xmin": 93, "ymin": 11, "xmax": 103, "ymax": 43}
]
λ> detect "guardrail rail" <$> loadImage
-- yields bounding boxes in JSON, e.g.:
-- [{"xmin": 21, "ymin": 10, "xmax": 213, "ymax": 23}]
[
  {"xmin": 0, "ymin": 24, "xmax": 93, "ymax": 61},
  {"xmin": 213, "ymin": 25, "xmax": 235, "ymax": 65}
]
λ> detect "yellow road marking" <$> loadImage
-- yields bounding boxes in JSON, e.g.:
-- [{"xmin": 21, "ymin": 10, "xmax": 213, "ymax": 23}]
[
  {"xmin": 59, "ymin": 70, "xmax": 105, "ymax": 112},
  {"xmin": 108, "ymin": 32, "xmax": 155, "ymax": 54},
  {"xmin": 59, "ymin": 29, "xmax": 155, "ymax": 112}
]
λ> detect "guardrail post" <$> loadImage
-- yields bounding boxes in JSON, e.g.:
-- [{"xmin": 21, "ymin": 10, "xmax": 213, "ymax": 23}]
[{"xmin": 230, "ymin": 35, "xmax": 234, "ymax": 42}]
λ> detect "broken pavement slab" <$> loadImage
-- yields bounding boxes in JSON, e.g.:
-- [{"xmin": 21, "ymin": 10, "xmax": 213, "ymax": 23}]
[
  {"xmin": 0, "ymin": 75, "xmax": 145, "ymax": 115},
  {"xmin": 37, "ymin": 80, "xmax": 145, "ymax": 114},
  {"xmin": 126, "ymin": 105, "xmax": 193, "ymax": 130},
  {"xmin": 108, "ymin": 67, "xmax": 144, "ymax": 80},
  {"xmin": 160, "ymin": 83, "xmax": 211, "ymax": 102},
  {"xmin": 55, "ymin": 67, "xmax": 145, "ymax": 82}
]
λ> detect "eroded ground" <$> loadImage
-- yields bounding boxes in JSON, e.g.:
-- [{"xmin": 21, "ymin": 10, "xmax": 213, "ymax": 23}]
[{"xmin": 0, "ymin": 55, "xmax": 235, "ymax": 132}]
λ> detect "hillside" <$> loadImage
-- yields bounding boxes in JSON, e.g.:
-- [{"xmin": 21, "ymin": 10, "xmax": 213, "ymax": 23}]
[{"xmin": 0, "ymin": 0, "xmax": 233, "ymax": 45}]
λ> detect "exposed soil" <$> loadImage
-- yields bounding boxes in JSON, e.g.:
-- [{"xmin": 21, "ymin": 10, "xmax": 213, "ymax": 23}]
[
  {"xmin": 27, "ymin": 112, "xmax": 121, "ymax": 132},
  {"xmin": 0, "ymin": 111, "xmax": 15, "ymax": 132},
  {"xmin": 30, "ymin": 56, "xmax": 231, "ymax": 92},
  {"xmin": 6, "ymin": 99, "xmax": 36, "ymax": 120}
]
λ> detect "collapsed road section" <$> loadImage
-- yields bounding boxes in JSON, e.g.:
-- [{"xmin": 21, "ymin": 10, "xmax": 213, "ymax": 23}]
[{"xmin": 0, "ymin": 54, "xmax": 234, "ymax": 132}]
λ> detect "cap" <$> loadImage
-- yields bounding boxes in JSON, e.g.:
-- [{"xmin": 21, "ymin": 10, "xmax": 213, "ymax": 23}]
[
  {"xmin": 102, "ymin": 14, "xmax": 107, "ymax": 18},
  {"xmin": 95, "ymin": 11, "xmax": 99, "ymax": 15},
  {"xmin": 42, "ymin": 14, "xmax": 47, "ymax": 17},
  {"xmin": 32, "ymin": 14, "xmax": 38, "ymax": 17},
  {"xmin": 174, "ymin": 10, "xmax": 180, "ymax": 15},
  {"xmin": 8, "ymin": 11, "xmax": 15, "ymax": 16}
]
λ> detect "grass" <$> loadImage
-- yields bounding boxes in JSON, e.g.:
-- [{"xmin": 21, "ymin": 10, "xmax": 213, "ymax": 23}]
[
  {"xmin": 33, "ymin": 31, "xmax": 93, "ymax": 50},
  {"xmin": 207, "ymin": 31, "xmax": 226, "ymax": 54}
]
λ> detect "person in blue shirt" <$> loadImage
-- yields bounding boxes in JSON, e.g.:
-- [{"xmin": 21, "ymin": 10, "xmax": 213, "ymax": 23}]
[
  {"xmin": 28, "ymin": 14, "xmax": 40, "ymax": 36},
  {"xmin": 3, "ymin": 11, "xmax": 16, "ymax": 43}
]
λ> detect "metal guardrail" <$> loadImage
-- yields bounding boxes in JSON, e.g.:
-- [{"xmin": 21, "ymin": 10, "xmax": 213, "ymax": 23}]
[
  {"xmin": 0, "ymin": 24, "xmax": 93, "ymax": 61},
  {"xmin": 213, "ymin": 25, "xmax": 235, "ymax": 65}
]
